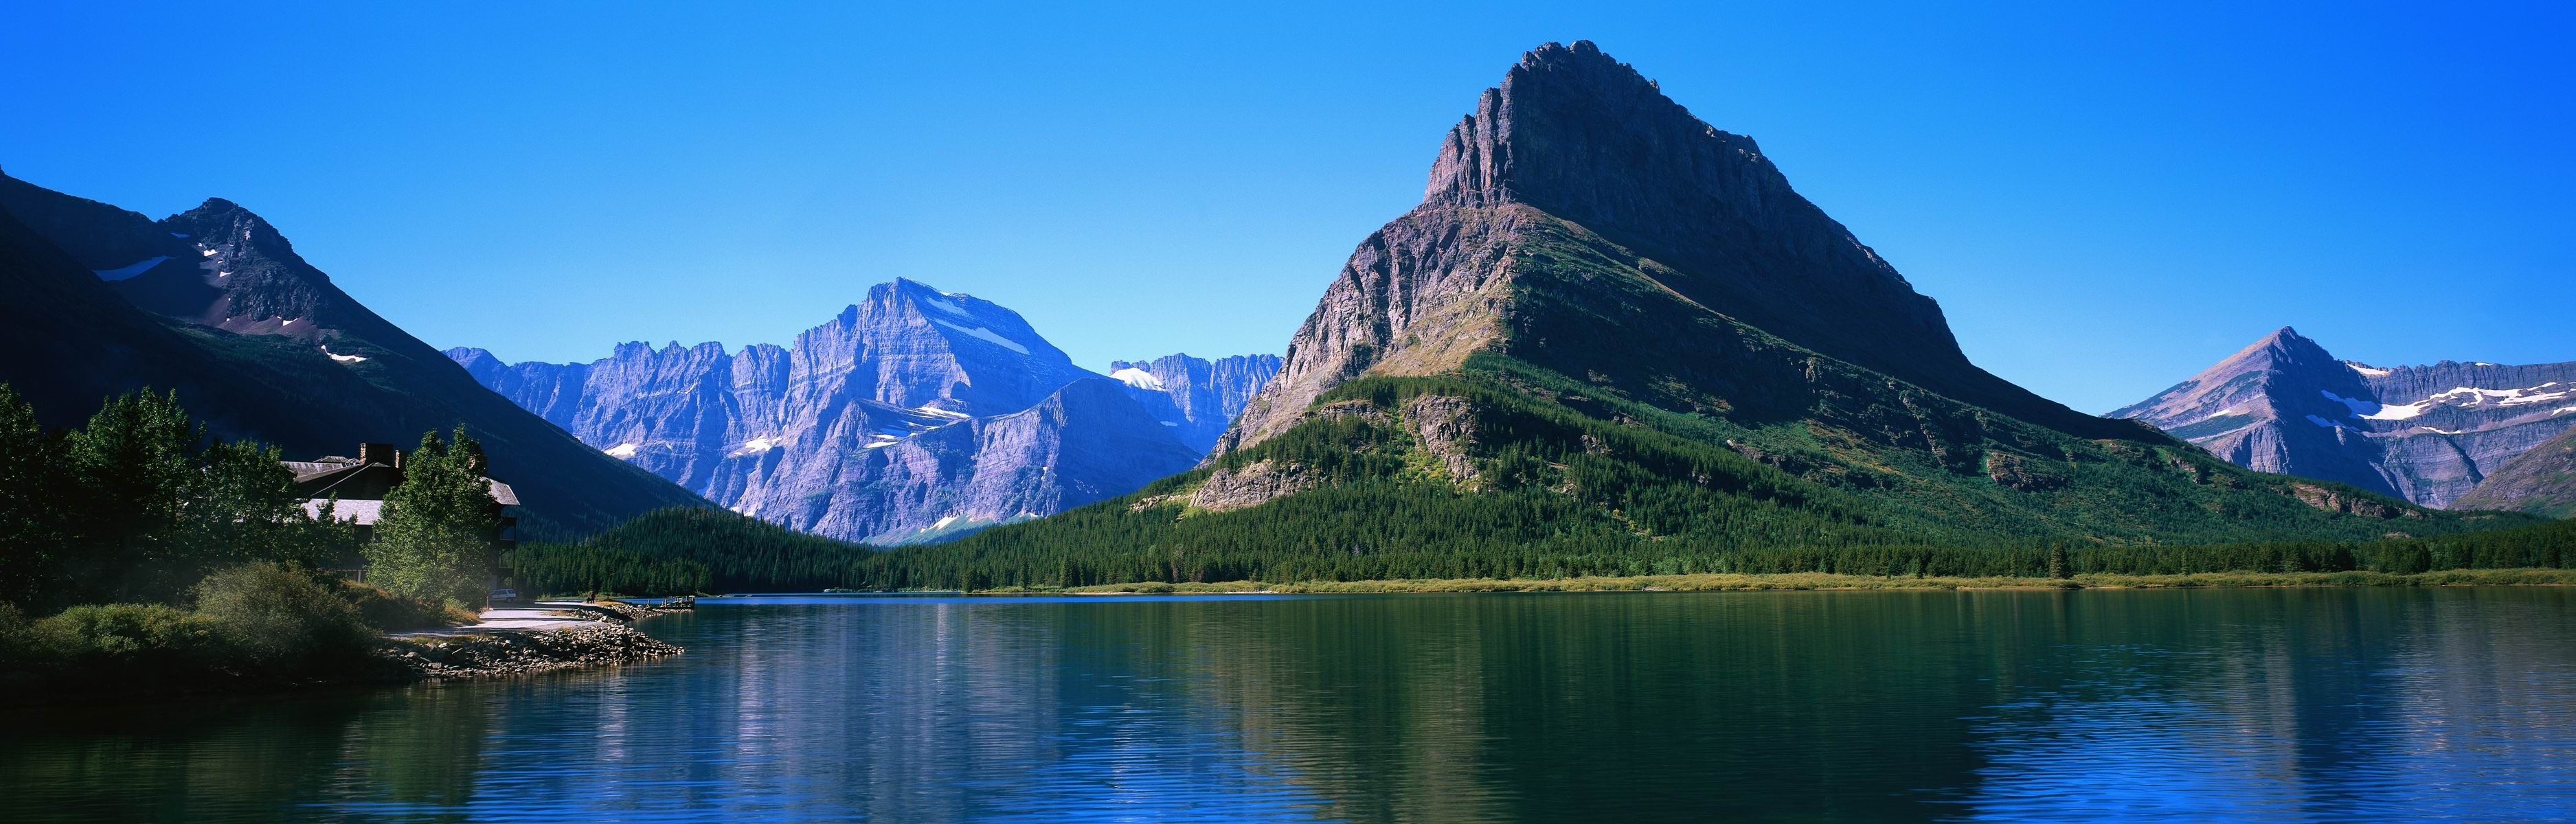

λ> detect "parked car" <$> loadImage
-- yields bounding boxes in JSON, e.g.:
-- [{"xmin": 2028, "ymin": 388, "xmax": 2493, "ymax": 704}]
[{"xmin": 489, "ymin": 588, "xmax": 522, "ymax": 604}]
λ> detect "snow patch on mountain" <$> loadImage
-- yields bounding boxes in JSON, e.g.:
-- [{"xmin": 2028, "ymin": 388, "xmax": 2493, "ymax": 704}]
[
  {"xmin": 94, "ymin": 256, "xmax": 170, "ymax": 282},
  {"xmin": 2318, "ymin": 390, "xmax": 2376, "ymax": 417},
  {"xmin": 604, "ymin": 443, "xmax": 640, "ymax": 458},
  {"xmin": 930, "ymin": 319, "xmax": 1030, "ymax": 354}
]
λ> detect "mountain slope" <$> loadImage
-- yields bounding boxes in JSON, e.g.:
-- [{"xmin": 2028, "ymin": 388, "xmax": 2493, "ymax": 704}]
[
  {"xmin": 449, "ymin": 281, "xmax": 1209, "ymax": 543},
  {"xmin": 850, "ymin": 41, "xmax": 2518, "ymax": 588},
  {"xmin": 2113, "ymin": 328, "xmax": 2576, "ymax": 507},
  {"xmin": 2454, "ymin": 426, "xmax": 2576, "ymax": 518},
  {"xmin": 1107, "ymin": 353, "xmax": 1282, "ymax": 454},
  {"xmin": 0, "ymin": 172, "xmax": 707, "ymax": 534}
]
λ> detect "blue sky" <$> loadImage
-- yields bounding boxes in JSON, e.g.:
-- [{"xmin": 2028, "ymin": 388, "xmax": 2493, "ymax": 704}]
[{"xmin": 4, "ymin": 2, "xmax": 2568, "ymax": 413}]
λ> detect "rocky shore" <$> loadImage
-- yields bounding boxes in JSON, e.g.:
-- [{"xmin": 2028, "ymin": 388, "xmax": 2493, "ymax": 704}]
[
  {"xmin": 387, "ymin": 621, "xmax": 681, "ymax": 680},
  {"xmin": 383, "ymin": 601, "xmax": 686, "ymax": 682}
]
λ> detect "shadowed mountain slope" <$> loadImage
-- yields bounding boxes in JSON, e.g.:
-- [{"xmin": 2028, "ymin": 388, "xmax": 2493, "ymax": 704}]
[{"xmin": 0, "ymin": 172, "xmax": 707, "ymax": 534}]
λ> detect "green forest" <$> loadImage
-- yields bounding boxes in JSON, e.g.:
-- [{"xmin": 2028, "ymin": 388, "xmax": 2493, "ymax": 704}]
[{"xmin": 507, "ymin": 507, "xmax": 874, "ymax": 596}]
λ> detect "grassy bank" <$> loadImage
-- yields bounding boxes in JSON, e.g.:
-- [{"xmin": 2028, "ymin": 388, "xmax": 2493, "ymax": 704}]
[{"xmin": 1037, "ymin": 567, "xmax": 2576, "ymax": 595}]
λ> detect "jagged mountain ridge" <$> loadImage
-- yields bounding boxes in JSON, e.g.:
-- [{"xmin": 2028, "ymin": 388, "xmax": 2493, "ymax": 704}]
[
  {"xmin": 2113, "ymin": 327, "xmax": 2576, "ymax": 507},
  {"xmin": 451, "ymin": 283, "xmax": 1272, "ymax": 543},
  {"xmin": 1107, "ymin": 353, "xmax": 1282, "ymax": 454},
  {"xmin": 0, "ymin": 172, "xmax": 708, "ymax": 533}
]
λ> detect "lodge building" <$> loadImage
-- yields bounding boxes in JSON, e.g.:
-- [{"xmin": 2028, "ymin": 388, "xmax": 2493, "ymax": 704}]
[{"xmin": 284, "ymin": 442, "xmax": 520, "ymax": 581}]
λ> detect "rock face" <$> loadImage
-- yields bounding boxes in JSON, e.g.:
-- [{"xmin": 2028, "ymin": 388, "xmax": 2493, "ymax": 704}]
[
  {"xmin": 0, "ymin": 172, "xmax": 707, "ymax": 533},
  {"xmin": 1219, "ymin": 41, "xmax": 2129, "ymax": 455},
  {"xmin": 2453, "ymin": 425, "xmax": 2576, "ymax": 518},
  {"xmin": 2114, "ymin": 328, "xmax": 2576, "ymax": 507},
  {"xmin": 1105, "ymin": 353, "xmax": 1281, "ymax": 454},
  {"xmin": 451, "ymin": 282, "xmax": 1258, "ymax": 544}
]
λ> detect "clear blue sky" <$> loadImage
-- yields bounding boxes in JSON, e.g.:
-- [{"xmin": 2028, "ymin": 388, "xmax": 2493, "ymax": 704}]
[{"xmin": 4, "ymin": 2, "xmax": 2568, "ymax": 413}]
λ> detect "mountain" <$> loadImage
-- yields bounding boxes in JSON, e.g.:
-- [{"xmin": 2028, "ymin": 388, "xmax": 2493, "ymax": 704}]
[
  {"xmin": 448, "ymin": 280, "xmax": 1219, "ymax": 544},
  {"xmin": 1106, "ymin": 353, "xmax": 1282, "ymax": 454},
  {"xmin": 2112, "ymin": 328, "xmax": 2576, "ymax": 507},
  {"xmin": 0, "ymin": 171, "xmax": 705, "ymax": 533},
  {"xmin": 846, "ymin": 42, "xmax": 2521, "ymax": 589},
  {"xmin": 2453, "ymin": 426, "xmax": 2576, "ymax": 518}
]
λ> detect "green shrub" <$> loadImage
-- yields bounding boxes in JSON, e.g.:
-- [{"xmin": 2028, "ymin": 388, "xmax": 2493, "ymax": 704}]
[
  {"xmin": 337, "ymin": 579, "xmax": 475, "ymax": 632},
  {"xmin": 192, "ymin": 563, "xmax": 376, "ymax": 670},
  {"xmin": 29, "ymin": 602, "xmax": 217, "ymax": 670}
]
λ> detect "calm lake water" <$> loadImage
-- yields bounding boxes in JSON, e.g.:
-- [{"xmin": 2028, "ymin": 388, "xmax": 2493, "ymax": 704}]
[{"xmin": 9, "ymin": 588, "xmax": 2576, "ymax": 822}]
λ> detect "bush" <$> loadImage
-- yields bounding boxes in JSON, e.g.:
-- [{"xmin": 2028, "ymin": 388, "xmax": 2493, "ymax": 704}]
[
  {"xmin": 192, "ymin": 563, "xmax": 378, "ymax": 670},
  {"xmin": 337, "ymin": 579, "xmax": 475, "ymax": 632},
  {"xmin": 25, "ymin": 602, "xmax": 218, "ymax": 675}
]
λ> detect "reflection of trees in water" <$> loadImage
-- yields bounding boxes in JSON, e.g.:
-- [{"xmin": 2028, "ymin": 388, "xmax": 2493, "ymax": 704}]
[
  {"xmin": 2, "ymin": 691, "xmax": 387, "ymax": 822},
  {"xmin": 1157, "ymin": 593, "xmax": 2019, "ymax": 821},
  {"xmin": 12, "ymin": 591, "xmax": 2569, "ymax": 821},
  {"xmin": 334, "ymin": 683, "xmax": 495, "ymax": 816}
]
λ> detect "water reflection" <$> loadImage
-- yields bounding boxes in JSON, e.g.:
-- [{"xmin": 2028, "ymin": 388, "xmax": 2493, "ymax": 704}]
[
  {"xmin": 6, "ymin": 589, "xmax": 2573, "ymax": 822},
  {"xmin": 1960, "ymin": 589, "xmax": 2576, "ymax": 822}
]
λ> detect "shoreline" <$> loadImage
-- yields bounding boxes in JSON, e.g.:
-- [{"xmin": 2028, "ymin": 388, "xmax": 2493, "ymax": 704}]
[
  {"xmin": 385, "ymin": 600, "xmax": 686, "ymax": 682},
  {"xmin": 1016, "ymin": 568, "xmax": 2576, "ymax": 595},
  {"xmin": 5, "ymin": 601, "xmax": 688, "ymax": 707}
]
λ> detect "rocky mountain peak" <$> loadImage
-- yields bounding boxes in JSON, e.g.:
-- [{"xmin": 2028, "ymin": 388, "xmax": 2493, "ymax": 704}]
[
  {"xmin": 166, "ymin": 198, "xmax": 295, "ymax": 262},
  {"xmin": 2118, "ymin": 328, "xmax": 2576, "ymax": 507},
  {"xmin": 1425, "ymin": 41, "xmax": 1688, "ymax": 209},
  {"xmin": 2222, "ymin": 326, "xmax": 2341, "ymax": 374},
  {"xmin": 1220, "ymin": 41, "xmax": 2112, "ymax": 455}
]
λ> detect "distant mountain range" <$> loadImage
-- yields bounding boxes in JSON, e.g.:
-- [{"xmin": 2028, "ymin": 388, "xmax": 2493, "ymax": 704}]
[
  {"xmin": 1106, "ymin": 353, "xmax": 1281, "ymax": 455},
  {"xmin": 448, "ymin": 281, "xmax": 1277, "ymax": 543},
  {"xmin": 2112, "ymin": 328, "xmax": 2576, "ymax": 509},
  {"xmin": 0, "ymin": 171, "xmax": 705, "ymax": 534}
]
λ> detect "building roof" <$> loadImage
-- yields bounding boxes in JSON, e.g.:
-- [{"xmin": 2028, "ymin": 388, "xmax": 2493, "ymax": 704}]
[{"xmin": 282, "ymin": 446, "xmax": 518, "ymax": 521}]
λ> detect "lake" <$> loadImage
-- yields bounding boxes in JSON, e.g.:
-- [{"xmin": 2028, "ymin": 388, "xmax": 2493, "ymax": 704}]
[{"xmin": 9, "ymin": 588, "xmax": 2576, "ymax": 822}]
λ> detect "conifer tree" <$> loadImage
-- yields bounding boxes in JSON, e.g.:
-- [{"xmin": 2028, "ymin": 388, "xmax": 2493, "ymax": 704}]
[
  {"xmin": 61, "ymin": 389, "xmax": 200, "ymax": 602},
  {"xmin": 0, "ymin": 385, "xmax": 66, "ymax": 607}
]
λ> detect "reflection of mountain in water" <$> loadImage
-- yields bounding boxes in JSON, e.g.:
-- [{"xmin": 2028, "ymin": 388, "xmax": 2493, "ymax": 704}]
[{"xmin": 7, "ymin": 592, "xmax": 2575, "ymax": 821}]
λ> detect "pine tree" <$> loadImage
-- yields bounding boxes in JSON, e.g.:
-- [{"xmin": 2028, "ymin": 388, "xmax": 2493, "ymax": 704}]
[
  {"xmin": 61, "ymin": 389, "xmax": 201, "ymax": 602},
  {"xmin": 2047, "ymin": 544, "xmax": 2072, "ymax": 580},
  {"xmin": 0, "ymin": 385, "xmax": 66, "ymax": 608}
]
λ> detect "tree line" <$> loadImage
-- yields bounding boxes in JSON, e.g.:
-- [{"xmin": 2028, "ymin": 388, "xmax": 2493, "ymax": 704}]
[{"xmin": 506, "ymin": 507, "xmax": 872, "ymax": 595}]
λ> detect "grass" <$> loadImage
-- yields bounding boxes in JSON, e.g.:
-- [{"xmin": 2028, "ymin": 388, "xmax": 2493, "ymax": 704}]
[{"xmin": 1031, "ymin": 568, "xmax": 2576, "ymax": 595}]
